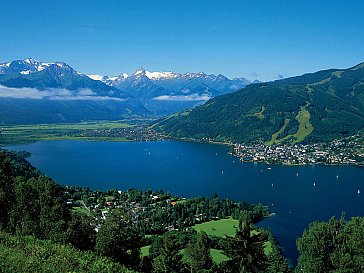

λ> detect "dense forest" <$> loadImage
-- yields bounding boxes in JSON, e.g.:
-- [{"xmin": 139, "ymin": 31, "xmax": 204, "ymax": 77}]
[
  {"xmin": 155, "ymin": 63, "xmax": 364, "ymax": 144},
  {"xmin": 1, "ymin": 148, "xmax": 364, "ymax": 272}
]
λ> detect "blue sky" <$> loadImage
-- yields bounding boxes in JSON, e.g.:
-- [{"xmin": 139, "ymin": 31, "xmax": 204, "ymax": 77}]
[{"xmin": 1, "ymin": 0, "xmax": 363, "ymax": 81}]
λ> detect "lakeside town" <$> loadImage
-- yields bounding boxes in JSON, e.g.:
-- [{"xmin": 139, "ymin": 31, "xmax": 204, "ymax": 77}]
[
  {"xmin": 3, "ymin": 121, "xmax": 363, "ymax": 167},
  {"xmin": 231, "ymin": 134, "xmax": 364, "ymax": 166},
  {"xmin": 63, "ymin": 187, "xmax": 267, "ymax": 235},
  {"xmin": 64, "ymin": 187, "xmax": 181, "ymax": 232}
]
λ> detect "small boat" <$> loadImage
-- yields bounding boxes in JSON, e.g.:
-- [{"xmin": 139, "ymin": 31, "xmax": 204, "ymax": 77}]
[
  {"xmin": 271, "ymin": 183, "xmax": 274, "ymax": 187},
  {"xmin": 336, "ymin": 174, "xmax": 339, "ymax": 180},
  {"xmin": 313, "ymin": 182, "xmax": 316, "ymax": 186},
  {"xmin": 267, "ymin": 167, "xmax": 272, "ymax": 170},
  {"xmin": 358, "ymin": 189, "xmax": 361, "ymax": 194},
  {"xmin": 221, "ymin": 170, "xmax": 224, "ymax": 175},
  {"xmin": 296, "ymin": 172, "xmax": 299, "ymax": 176}
]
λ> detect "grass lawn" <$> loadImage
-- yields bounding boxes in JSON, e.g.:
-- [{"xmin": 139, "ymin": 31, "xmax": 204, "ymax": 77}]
[
  {"xmin": 141, "ymin": 245, "xmax": 150, "ymax": 257},
  {"xmin": 263, "ymin": 241, "xmax": 272, "ymax": 256},
  {"xmin": 71, "ymin": 206, "xmax": 93, "ymax": 217},
  {"xmin": 192, "ymin": 217, "xmax": 272, "ymax": 255},
  {"xmin": 192, "ymin": 217, "xmax": 239, "ymax": 237},
  {"xmin": 210, "ymin": 248, "xmax": 229, "ymax": 264}
]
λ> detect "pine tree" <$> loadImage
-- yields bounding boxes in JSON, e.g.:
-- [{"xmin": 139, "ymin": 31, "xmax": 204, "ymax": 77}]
[
  {"xmin": 221, "ymin": 219, "xmax": 267, "ymax": 273},
  {"xmin": 152, "ymin": 232, "xmax": 183, "ymax": 273},
  {"xmin": 184, "ymin": 232, "xmax": 213, "ymax": 272},
  {"xmin": 95, "ymin": 209, "xmax": 142, "ymax": 270}
]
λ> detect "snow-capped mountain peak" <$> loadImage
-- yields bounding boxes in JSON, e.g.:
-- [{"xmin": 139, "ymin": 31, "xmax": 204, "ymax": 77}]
[
  {"xmin": 118, "ymin": 73, "xmax": 129, "ymax": 79},
  {"xmin": 89, "ymin": 68, "xmax": 252, "ymax": 96},
  {"xmin": 24, "ymin": 58, "xmax": 38, "ymax": 65},
  {"xmin": 0, "ymin": 58, "xmax": 75, "ymax": 75},
  {"xmin": 88, "ymin": 74, "xmax": 108, "ymax": 81},
  {"xmin": 145, "ymin": 71, "xmax": 179, "ymax": 80},
  {"xmin": 133, "ymin": 67, "xmax": 146, "ymax": 77},
  {"xmin": 0, "ymin": 58, "xmax": 256, "ymax": 116},
  {"xmin": 86, "ymin": 68, "xmax": 253, "ymax": 88},
  {"xmin": 87, "ymin": 74, "xmax": 124, "ymax": 86},
  {"xmin": 180, "ymin": 72, "xmax": 214, "ymax": 80}
]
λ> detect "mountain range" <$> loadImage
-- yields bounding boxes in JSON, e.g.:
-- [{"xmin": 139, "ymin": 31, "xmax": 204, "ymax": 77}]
[
  {"xmin": 154, "ymin": 62, "xmax": 364, "ymax": 144},
  {"xmin": 0, "ymin": 58, "xmax": 150, "ymax": 124},
  {"xmin": 1, "ymin": 58, "xmax": 364, "ymax": 143},
  {"xmin": 0, "ymin": 58, "xmax": 129, "ymax": 98},
  {"xmin": 89, "ymin": 68, "xmax": 253, "ymax": 115},
  {"xmin": 0, "ymin": 59, "xmax": 253, "ymax": 123}
]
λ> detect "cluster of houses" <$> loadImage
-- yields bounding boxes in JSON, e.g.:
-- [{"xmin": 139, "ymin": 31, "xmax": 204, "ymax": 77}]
[
  {"xmin": 65, "ymin": 189, "xmax": 182, "ymax": 232},
  {"xmin": 232, "ymin": 134, "xmax": 364, "ymax": 166}
]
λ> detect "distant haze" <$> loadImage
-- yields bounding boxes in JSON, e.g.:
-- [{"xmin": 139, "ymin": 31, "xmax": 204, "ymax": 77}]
[{"xmin": 0, "ymin": 85, "xmax": 125, "ymax": 101}]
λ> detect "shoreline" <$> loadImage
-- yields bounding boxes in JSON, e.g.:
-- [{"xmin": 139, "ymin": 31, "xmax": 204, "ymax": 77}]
[
  {"xmin": 3, "ymin": 131, "xmax": 363, "ymax": 168},
  {"xmin": 169, "ymin": 136, "xmax": 364, "ymax": 167}
]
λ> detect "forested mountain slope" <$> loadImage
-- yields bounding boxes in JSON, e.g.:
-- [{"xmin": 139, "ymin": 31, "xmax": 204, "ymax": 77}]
[{"xmin": 155, "ymin": 63, "xmax": 364, "ymax": 143}]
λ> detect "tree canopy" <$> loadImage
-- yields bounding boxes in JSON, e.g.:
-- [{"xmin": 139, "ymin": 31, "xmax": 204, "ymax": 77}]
[{"xmin": 296, "ymin": 215, "xmax": 364, "ymax": 273}]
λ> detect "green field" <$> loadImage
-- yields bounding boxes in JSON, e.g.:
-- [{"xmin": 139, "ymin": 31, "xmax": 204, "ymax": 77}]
[
  {"xmin": 2, "ymin": 121, "xmax": 132, "ymax": 131},
  {"xmin": 193, "ymin": 217, "xmax": 239, "ymax": 237},
  {"xmin": 210, "ymin": 248, "xmax": 230, "ymax": 264},
  {"xmin": 141, "ymin": 245, "xmax": 150, "ymax": 257},
  {"xmin": 0, "ymin": 121, "xmax": 139, "ymax": 146},
  {"xmin": 192, "ymin": 218, "xmax": 272, "ymax": 255},
  {"xmin": 71, "ymin": 206, "xmax": 93, "ymax": 217}
]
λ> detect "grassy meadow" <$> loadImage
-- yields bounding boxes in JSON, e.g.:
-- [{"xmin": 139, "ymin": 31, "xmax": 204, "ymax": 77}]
[{"xmin": 0, "ymin": 121, "xmax": 137, "ymax": 146}]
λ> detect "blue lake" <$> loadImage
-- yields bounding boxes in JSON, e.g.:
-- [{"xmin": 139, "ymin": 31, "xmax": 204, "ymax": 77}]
[{"xmin": 7, "ymin": 140, "xmax": 364, "ymax": 265}]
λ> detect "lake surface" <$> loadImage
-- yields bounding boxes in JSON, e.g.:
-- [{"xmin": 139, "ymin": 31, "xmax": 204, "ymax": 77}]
[{"xmin": 7, "ymin": 140, "xmax": 364, "ymax": 265}]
